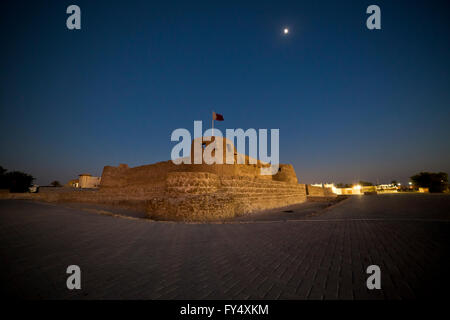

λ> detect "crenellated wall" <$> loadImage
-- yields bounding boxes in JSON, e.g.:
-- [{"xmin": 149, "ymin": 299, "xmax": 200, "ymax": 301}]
[
  {"xmin": 273, "ymin": 164, "xmax": 298, "ymax": 184},
  {"xmin": 98, "ymin": 137, "xmax": 307, "ymax": 220}
]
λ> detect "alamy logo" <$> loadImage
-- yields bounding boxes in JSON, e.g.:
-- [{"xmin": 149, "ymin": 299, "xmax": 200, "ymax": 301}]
[
  {"xmin": 366, "ymin": 265, "xmax": 381, "ymax": 290},
  {"xmin": 66, "ymin": 5, "xmax": 81, "ymax": 30},
  {"xmin": 66, "ymin": 265, "xmax": 81, "ymax": 290},
  {"xmin": 366, "ymin": 5, "xmax": 381, "ymax": 30},
  {"xmin": 170, "ymin": 121, "xmax": 280, "ymax": 175}
]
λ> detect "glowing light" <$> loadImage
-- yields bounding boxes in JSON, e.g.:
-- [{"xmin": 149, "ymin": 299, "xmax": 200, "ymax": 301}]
[
  {"xmin": 283, "ymin": 28, "xmax": 289, "ymax": 35},
  {"xmin": 353, "ymin": 185, "xmax": 362, "ymax": 190}
]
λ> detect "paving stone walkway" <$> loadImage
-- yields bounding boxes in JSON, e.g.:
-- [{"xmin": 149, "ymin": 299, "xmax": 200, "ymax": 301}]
[{"xmin": 0, "ymin": 194, "xmax": 449, "ymax": 299}]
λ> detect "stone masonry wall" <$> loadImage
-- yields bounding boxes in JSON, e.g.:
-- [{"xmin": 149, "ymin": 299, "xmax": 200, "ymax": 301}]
[
  {"xmin": 147, "ymin": 172, "xmax": 307, "ymax": 221},
  {"xmin": 32, "ymin": 157, "xmax": 308, "ymax": 221},
  {"xmin": 306, "ymin": 185, "xmax": 337, "ymax": 197},
  {"xmin": 2, "ymin": 170, "xmax": 308, "ymax": 221}
]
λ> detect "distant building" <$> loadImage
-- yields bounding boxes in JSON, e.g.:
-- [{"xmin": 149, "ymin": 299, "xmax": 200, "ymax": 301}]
[
  {"xmin": 311, "ymin": 183, "xmax": 378, "ymax": 195},
  {"xmin": 376, "ymin": 184, "xmax": 398, "ymax": 193},
  {"xmin": 331, "ymin": 185, "xmax": 377, "ymax": 195},
  {"xmin": 78, "ymin": 174, "xmax": 101, "ymax": 188},
  {"xmin": 311, "ymin": 183, "xmax": 340, "ymax": 194},
  {"xmin": 65, "ymin": 179, "xmax": 79, "ymax": 188},
  {"xmin": 311, "ymin": 182, "xmax": 430, "ymax": 195},
  {"xmin": 66, "ymin": 174, "xmax": 101, "ymax": 189}
]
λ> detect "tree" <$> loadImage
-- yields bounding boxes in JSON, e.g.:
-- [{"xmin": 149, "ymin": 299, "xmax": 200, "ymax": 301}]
[
  {"xmin": 5, "ymin": 171, "xmax": 35, "ymax": 193},
  {"xmin": 410, "ymin": 172, "xmax": 448, "ymax": 193},
  {"xmin": 359, "ymin": 181, "xmax": 374, "ymax": 186},
  {"xmin": 391, "ymin": 180, "xmax": 398, "ymax": 186},
  {"xmin": 51, "ymin": 180, "xmax": 62, "ymax": 187},
  {"xmin": 0, "ymin": 166, "xmax": 7, "ymax": 189}
]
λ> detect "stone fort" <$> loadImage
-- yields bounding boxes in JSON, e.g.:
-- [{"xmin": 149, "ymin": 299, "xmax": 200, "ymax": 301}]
[{"xmin": 99, "ymin": 136, "xmax": 332, "ymax": 221}]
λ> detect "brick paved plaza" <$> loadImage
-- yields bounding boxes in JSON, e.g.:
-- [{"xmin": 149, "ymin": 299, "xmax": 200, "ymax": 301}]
[{"xmin": 0, "ymin": 194, "xmax": 449, "ymax": 299}]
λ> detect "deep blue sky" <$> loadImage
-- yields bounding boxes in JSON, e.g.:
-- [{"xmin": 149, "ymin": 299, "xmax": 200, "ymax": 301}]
[{"xmin": 1, "ymin": 0, "xmax": 449, "ymax": 185}]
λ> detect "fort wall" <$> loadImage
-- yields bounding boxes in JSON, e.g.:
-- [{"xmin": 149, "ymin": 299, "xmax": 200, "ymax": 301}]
[
  {"xmin": 29, "ymin": 137, "xmax": 311, "ymax": 220},
  {"xmin": 147, "ymin": 172, "xmax": 307, "ymax": 221},
  {"xmin": 306, "ymin": 185, "xmax": 337, "ymax": 197},
  {"xmin": 99, "ymin": 159, "xmax": 306, "ymax": 220}
]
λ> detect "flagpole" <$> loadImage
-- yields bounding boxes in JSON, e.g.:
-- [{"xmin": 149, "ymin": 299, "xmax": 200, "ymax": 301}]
[{"xmin": 212, "ymin": 111, "xmax": 214, "ymax": 137}]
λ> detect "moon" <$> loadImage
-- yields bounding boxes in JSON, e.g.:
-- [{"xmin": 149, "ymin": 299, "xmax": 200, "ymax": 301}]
[{"xmin": 283, "ymin": 28, "xmax": 289, "ymax": 35}]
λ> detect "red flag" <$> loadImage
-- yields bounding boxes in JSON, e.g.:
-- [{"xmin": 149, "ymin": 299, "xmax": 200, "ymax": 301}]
[{"xmin": 213, "ymin": 112, "xmax": 224, "ymax": 121}]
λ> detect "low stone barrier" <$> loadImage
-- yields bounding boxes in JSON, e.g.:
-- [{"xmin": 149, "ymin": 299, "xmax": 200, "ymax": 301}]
[{"xmin": 1, "ymin": 172, "xmax": 309, "ymax": 221}]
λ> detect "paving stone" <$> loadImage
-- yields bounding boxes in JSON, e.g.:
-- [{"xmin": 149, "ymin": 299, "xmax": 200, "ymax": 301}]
[{"xmin": 0, "ymin": 195, "xmax": 449, "ymax": 299}]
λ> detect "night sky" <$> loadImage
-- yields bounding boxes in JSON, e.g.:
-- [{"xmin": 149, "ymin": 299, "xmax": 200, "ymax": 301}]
[{"xmin": 1, "ymin": 0, "xmax": 449, "ymax": 185}]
